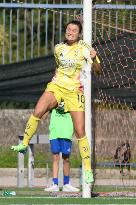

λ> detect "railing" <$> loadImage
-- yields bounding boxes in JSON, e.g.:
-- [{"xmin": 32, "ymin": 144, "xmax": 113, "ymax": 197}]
[{"xmin": 0, "ymin": 1, "xmax": 135, "ymax": 64}]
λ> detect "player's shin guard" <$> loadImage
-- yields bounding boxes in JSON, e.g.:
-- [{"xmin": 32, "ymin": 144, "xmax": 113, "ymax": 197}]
[
  {"xmin": 23, "ymin": 114, "xmax": 40, "ymax": 146},
  {"xmin": 78, "ymin": 136, "xmax": 91, "ymax": 171}
]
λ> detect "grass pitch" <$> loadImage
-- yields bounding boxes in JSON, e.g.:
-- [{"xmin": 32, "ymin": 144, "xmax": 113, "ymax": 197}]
[{"xmin": 0, "ymin": 187, "xmax": 136, "ymax": 205}]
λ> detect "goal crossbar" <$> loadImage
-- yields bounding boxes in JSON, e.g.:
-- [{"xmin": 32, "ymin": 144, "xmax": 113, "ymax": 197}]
[{"xmin": 0, "ymin": 3, "xmax": 135, "ymax": 10}]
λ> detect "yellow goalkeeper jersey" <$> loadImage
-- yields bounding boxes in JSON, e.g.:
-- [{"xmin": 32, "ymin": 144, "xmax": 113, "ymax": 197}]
[{"xmin": 52, "ymin": 40, "xmax": 93, "ymax": 91}]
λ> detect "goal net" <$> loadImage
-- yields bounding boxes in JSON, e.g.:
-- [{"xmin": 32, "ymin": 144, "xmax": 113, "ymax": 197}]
[{"xmin": 91, "ymin": 8, "xmax": 136, "ymax": 194}]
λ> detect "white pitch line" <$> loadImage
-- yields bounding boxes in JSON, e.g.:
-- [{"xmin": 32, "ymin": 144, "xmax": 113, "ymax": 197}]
[
  {"xmin": 0, "ymin": 196, "xmax": 54, "ymax": 199},
  {"xmin": 8, "ymin": 204, "xmax": 136, "ymax": 205},
  {"xmin": 0, "ymin": 196, "xmax": 136, "ymax": 199},
  {"xmin": 4, "ymin": 203, "xmax": 125, "ymax": 205},
  {"xmin": 8, "ymin": 203, "xmax": 136, "ymax": 205}
]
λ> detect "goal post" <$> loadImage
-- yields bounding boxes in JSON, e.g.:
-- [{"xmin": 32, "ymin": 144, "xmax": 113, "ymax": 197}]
[{"xmin": 82, "ymin": 0, "xmax": 93, "ymax": 198}]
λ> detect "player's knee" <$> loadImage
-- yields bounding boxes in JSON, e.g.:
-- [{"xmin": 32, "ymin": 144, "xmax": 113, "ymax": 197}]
[
  {"xmin": 53, "ymin": 154, "xmax": 60, "ymax": 162},
  {"xmin": 74, "ymin": 125, "xmax": 85, "ymax": 138},
  {"xmin": 62, "ymin": 154, "xmax": 70, "ymax": 160},
  {"xmin": 33, "ymin": 111, "xmax": 43, "ymax": 118},
  {"xmin": 75, "ymin": 130, "xmax": 85, "ymax": 139},
  {"xmin": 63, "ymin": 157, "xmax": 70, "ymax": 164}
]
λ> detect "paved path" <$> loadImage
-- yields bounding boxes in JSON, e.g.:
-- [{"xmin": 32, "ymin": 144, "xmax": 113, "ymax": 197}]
[
  {"xmin": 1, "ymin": 176, "xmax": 136, "ymax": 188},
  {"xmin": 0, "ymin": 168, "xmax": 136, "ymax": 188}
]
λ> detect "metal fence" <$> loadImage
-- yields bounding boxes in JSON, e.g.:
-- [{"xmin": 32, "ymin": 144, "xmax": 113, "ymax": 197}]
[{"xmin": 0, "ymin": 0, "xmax": 135, "ymax": 64}]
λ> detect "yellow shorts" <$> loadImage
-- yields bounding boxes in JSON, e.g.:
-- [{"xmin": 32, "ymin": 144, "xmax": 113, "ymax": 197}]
[{"xmin": 46, "ymin": 82, "xmax": 85, "ymax": 112}]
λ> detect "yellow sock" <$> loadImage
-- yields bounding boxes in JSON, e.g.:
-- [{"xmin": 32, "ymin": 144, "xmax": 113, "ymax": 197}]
[
  {"xmin": 23, "ymin": 114, "xmax": 40, "ymax": 146},
  {"xmin": 78, "ymin": 136, "xmax": 91, "ymax": 171}
]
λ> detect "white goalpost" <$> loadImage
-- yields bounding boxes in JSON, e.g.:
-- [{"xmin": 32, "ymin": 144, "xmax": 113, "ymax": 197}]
[{"xmin": 82, "ymin": 0, "xmax": 92, "ymax": 198}]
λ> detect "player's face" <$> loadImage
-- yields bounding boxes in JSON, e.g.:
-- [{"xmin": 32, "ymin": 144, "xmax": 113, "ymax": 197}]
[{"xmin": 65, "ymin": 24, "xmax": 80, "ymax": 44}]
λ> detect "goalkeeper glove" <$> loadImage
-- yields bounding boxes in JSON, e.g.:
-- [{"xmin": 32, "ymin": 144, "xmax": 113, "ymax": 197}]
[{"xmin": 11, "ymin": 143, "xmax": 27, "ymax": 153}]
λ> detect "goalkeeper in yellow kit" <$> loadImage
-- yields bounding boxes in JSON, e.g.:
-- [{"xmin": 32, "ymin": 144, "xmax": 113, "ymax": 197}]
[{"xmin": 11, "ymin": 20, "xmax": 98, "ymax": 184}]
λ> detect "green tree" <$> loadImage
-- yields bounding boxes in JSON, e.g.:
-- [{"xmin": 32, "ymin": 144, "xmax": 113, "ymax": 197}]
[{"xmin": 0, "ymin": 24, "xmax": 9, "ymax": 62}]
